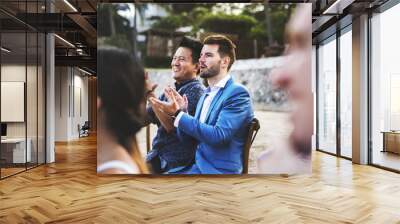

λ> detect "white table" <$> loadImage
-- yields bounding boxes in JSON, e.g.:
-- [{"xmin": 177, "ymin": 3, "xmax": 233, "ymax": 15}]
[{"xmin": 1, "ymin": 138, "xmax": 31, "ymax": 163}]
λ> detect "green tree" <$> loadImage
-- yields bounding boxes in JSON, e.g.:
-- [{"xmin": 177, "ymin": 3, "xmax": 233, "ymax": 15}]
[
  {"xmin": 98, "ymin": 4, "xmax": 131, "ymax": 37},
  {"xmin": 97, "ymin": 4, "xmax": 134, "ymax": 52},
  {"xmin": 199, "ymin": 14, "xmax": 257, "ymax": 38},
  {"xmin": 243, "ymin": 3, "xmax": 295, "ymax": 45},
  {"xmin": 152, "ymin": 14, "xmax": 185, "ymax": 30},
  {"xmin": 169, "ymin": 3, "xmax": 216, "ymax": 14}
]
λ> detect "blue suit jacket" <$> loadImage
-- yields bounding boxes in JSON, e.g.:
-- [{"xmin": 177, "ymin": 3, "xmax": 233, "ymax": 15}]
[{"xmin": 176, "ymin": 77, "xmax": 254, "ymax": 174}]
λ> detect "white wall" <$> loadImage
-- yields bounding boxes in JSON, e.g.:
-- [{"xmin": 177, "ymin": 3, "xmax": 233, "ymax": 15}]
[
  {"xmin": 55, "ymin": 67, "xmax": 89, "ymax": 141},
  {"xmin": 1, "ymin": 65, "xmax": 36, "ymax": 137},
  {"xmin": 72, "ymin": 72, "xmax": 89, "ymax": 137},
  {"xmin": 55, "ymin": 66, "xmax": 69, "ymax": 141},
  {"xmin": 1, "ymin": 63, "xmax": 46, "ymax": 164}
]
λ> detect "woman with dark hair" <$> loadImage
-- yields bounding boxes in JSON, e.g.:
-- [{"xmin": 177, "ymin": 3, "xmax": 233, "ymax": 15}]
[{"xmin": 97, "ymin": 46, "xmax": 148, "ymax": 174}]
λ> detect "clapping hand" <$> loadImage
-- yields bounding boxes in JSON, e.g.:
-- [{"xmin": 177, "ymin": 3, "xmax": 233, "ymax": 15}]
[
  {"xmin": 149, "ymin": 86, "xmax": 188, "ymax": 116},
  {"xmin": 164, "ymin": 87, "xmax": 188, "ymax": 113},
  {"xmin": 149, "ymin": 86, "xmax": 179, "ymax": 116}
]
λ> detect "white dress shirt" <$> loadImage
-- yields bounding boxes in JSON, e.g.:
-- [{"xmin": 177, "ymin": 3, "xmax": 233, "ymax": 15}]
[{"xmin": 174, "ymin": 75, "xmax": 231, "ymax": 127}]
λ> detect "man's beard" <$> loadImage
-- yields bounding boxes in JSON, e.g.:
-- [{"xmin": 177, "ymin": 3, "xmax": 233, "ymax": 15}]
[{"xmin": 200, "ymin": 62, "xmax": 221, "ymax": 78}]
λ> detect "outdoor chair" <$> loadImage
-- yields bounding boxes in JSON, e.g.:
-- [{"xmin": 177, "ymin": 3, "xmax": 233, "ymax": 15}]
[{"xmin": 242, "ymin": 118, "xmax": 260, "ymax": 174}]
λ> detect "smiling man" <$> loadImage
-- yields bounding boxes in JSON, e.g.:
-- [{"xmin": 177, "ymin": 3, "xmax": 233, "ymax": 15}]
[
  {"xmin": 150, "ymin": 35, "xmax": 254, "ymax": 174},
  {"xmin": 145, "ymin": 36, "xmax": 205, "ymax": 174}
]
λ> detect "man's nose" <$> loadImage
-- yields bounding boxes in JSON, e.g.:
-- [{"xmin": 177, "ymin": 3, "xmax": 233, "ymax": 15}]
[
  {"xmin": 199, "ymin": 55, "xmax": 205, "ymax": 64},
  {"xmin": 171, "ymin": 59, "xmax": 179, "ymax": 67}
]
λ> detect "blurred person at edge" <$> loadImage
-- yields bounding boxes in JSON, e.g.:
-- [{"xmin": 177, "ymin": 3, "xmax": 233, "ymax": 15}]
[
  {"xmin": 97, "ymin": 47, "xmax": 149, "ymax": 174},
  {"xmin": 258, "ymin": 4, "xmax": 313, "ymax": 174}
]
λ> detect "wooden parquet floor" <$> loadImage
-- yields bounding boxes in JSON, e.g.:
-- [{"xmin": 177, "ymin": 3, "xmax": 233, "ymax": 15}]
[{"xmin": 1, "ymin": 135, "xmax": 400, "ymax": 223}]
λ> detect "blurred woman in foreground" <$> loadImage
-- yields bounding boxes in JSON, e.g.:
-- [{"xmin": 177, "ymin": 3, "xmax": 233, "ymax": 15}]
[
  {"xmin": 258, "ymin": 4, "xmax": 312, "ymax": 174},
  {"xmin": 97, "ymin": 47, "xmax": 148, "ymax": 174}
]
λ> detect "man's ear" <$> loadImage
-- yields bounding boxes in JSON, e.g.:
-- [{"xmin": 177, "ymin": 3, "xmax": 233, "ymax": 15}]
[
  {"xmin": 194, "ymin": 63, "xmax": 200, "ymax": 74},
  {"xmin": 222, "ymin": 56, "xmax": 230, "ymax": 69}
]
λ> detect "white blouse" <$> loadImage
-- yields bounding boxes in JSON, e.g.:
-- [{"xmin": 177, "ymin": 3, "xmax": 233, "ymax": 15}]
[{"xmin": 97, "ymin": 160, "xmax": 140, "ymax": 174}]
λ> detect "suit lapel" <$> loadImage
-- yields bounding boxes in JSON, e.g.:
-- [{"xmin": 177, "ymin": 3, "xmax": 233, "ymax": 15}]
[
  {"xmin": 204, "ymin": 78, "xmax": 234, "ymax": 123},
  {"xmin": 204, "ymin": 89, "xmax": 224, "ymax": 123},
  {"xmin": 195, "ymin": 94, "xmax": 207, "ymax": 119}
]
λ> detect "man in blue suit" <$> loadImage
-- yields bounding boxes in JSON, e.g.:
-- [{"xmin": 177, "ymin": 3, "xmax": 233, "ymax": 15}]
[{"xmin": 150, "ymin": 35, "xmax": 254, "ymax": 174}]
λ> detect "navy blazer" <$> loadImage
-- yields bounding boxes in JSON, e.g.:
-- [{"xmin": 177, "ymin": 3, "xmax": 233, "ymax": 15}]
[{"xmin": 176, "ymin": 77, "xmax": 254, "ymax": 174}]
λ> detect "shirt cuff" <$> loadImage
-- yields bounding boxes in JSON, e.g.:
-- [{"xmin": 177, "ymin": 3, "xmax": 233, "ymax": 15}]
[{"xmin": 174, "ymin": 111, "xmax": 185, "ymax": 127}]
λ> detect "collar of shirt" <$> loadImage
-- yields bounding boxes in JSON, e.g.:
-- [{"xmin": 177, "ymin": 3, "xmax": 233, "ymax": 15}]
[{"xmin": 207, "ymin": 75, "xmax": 231, "ymax": 93}]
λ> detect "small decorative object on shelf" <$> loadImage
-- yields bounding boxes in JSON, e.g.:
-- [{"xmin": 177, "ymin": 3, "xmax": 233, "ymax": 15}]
[{"xmin": 381, "ymin": 131, "xmax": 400, "ymax": 154}]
